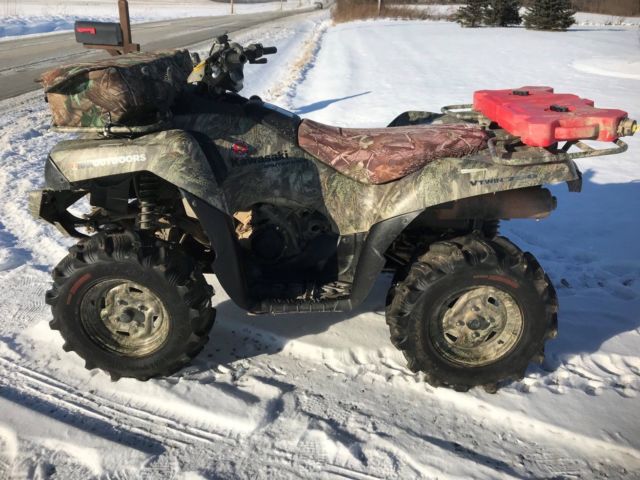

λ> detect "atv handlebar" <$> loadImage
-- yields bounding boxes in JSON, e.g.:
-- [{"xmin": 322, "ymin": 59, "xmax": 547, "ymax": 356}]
[
  {"xmin": 193, "ymin": 35, "xmax": 278, "ymax": 93},
  {"xmin": 244, "ymin": 43, "xmax": 278, "ymax": 64}
]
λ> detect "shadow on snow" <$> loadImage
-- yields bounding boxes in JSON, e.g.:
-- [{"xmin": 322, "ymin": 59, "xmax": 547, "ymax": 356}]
[
  {"xmin": 0, "ymin": 384, "xmax": 166, "ymax": 455},
  {"xmin": 293, "ymin": 91, "xmax": 371, "ymax": 115}
]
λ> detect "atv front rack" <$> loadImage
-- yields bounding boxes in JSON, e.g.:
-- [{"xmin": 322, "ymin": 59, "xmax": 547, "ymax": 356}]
[
  {"xmin": 51, "ymin": 117, "xmax": 169, "ymax": 137},
  {"xmin": 441, "ymin": 104, "xmax": 630, "ymax": 165}
]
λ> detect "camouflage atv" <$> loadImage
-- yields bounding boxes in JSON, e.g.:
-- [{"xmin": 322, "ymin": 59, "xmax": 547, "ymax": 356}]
[{"xmin": 30, "ymin": 35, "xmax": 636, "ymax": 392}]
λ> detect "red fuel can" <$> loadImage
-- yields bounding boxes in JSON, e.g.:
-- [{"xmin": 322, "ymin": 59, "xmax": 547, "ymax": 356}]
[{"xmin": 473, "ymin": 86, "xmax": 629, "ymax": 147}]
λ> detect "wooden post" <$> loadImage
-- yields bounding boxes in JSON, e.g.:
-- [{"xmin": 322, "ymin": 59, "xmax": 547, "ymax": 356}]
[
  {"xmin": 118, "ymin": 0, "xmax": 140, "ymax": 54},
  {"xmin": 230, "ymin": 0, "xmax": 234, "ymax": 14}
]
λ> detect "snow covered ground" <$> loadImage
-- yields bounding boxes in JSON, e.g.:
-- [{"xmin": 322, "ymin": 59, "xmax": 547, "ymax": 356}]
[
  {"xmin": 0, "ymin": 0, "xmax": 315, "ymax": 39},
  {"xmin": 1, "ymin": 11, "xmax": 640, "ymax": 480}
]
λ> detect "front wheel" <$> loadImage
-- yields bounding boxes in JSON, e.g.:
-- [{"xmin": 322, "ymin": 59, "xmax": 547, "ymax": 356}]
[
  {"xmin": 46, "ymin": 231, "xmax": 215, "ymax": 380},
  {"xmin": 385, "ymin": 234, "xmax": 557, "ymax": 392}
]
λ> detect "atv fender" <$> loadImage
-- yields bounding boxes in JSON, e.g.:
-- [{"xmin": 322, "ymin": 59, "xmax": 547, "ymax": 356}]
[
  {"xmin": 350, "ymin": 211, "xmax": 421, "ymax": 307},
  {"xmin": 48, "ymin": 129, "xmax": 227, "ymax": 211},
  {"xmin": 183, "ymin": 192, "xmax": 252, "ymax": 310},
  {"xmin": 319, "ymin": 154, "xmax": 580, "ymax": 236},
  {"xmin": 387, "ymin": 111, "xmax": 446, "ymax": 127},
  {"xmin": 387, "ymin": 110, "xmax": 479, "ymax": 127}
]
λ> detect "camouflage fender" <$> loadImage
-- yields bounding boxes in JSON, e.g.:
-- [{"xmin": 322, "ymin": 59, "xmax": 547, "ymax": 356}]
[
  {"xmin": 315, "ymin": 152, "xmax": 580, "ymax": 235},
  {"xmin": 49, "ymin": 129, "xmax": 226, "ymax": 211},
  {"xmin": 49, "ymin": 124, "xmax": 580, "ymax": 237}
]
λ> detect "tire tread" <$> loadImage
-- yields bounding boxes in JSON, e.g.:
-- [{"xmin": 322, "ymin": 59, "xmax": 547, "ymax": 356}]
[
  {"xmin": 47, "ymin": 231, "xmax": 215, "ymax": 381},
  {"xmin": 386, "ymin": 234, "xmax": 557, "ymax": 392}
]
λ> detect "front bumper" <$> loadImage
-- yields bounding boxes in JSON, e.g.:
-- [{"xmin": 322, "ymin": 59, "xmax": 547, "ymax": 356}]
[{"xmin": 29, "ymin": 189, "xmax": 87, "ymax": 238}]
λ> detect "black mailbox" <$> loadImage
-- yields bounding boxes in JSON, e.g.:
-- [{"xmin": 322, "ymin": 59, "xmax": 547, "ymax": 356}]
[{"xmin": 74, "ymin": 21, "xmax": 123, "ymax": 46}]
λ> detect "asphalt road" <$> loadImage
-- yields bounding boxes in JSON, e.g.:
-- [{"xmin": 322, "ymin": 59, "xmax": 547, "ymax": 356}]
[{"xmin": 0, "ymin": 8, "xmax": 314, "ymax": 101}]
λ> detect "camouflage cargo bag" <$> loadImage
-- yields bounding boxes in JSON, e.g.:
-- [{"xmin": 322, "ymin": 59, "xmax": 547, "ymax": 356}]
[{"xmin": 40, "ymin": 50, "xmax": 193, "ymax": 128}]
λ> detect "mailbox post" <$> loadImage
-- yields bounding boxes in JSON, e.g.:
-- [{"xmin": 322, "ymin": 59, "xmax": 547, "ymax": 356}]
[{"xmin": 117, "ymin": 0, "xmax": 139, "ymax": 54}]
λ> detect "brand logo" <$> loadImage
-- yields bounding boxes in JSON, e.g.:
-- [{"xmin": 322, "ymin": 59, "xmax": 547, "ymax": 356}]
[
  {"xmin": 232, "ymin": 142, "xmax": 250, "ymax": 158},
  {"xmin": 232, "ymin": 150, "xmax": 290, "ymax": 166},
  {"xmin": 469, "ymin": 173, "xmax": 536, "ymax": 186},
  {"xmin": 73, "ymin": 153, "xmax": 147, "ymax": 170}
]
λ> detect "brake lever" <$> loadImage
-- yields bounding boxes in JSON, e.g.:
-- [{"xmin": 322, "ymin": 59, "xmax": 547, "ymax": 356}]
[{"xmin": 249, "ymin": 58, "xmax": 267, "ymax": 64}]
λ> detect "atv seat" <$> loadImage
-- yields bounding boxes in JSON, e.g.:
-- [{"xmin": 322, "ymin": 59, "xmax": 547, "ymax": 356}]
[{"xmin": 298, "ymin": 119, "xmax": 488, "ymax": 184}]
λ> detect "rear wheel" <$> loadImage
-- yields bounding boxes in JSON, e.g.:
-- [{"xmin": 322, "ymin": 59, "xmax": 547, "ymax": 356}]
[
  {"xmin": 385, "ymin": 234, "xmax": 557, "ymax": 392},
  {"xmin": 46, "ymin": 231, "xmax": 215, "ymax": 380}
]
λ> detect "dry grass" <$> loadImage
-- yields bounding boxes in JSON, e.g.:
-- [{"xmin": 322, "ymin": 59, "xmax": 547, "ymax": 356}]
[
  {"xmin": 571, "ymin": 0, "xmax": 640, "ymax": 16},
  {"xmin": 521, "ymin": 0, "xmax": 640, "ymax": 17},
  {"xmin": 331, "ymin": 1, "xmax": 453, "ymax": 24}
]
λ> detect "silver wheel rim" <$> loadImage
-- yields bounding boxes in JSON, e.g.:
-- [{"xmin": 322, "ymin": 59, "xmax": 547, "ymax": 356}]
[
  {"xmin": 432, "ymin": 286, "xmax": 524, "ymax": 367},
  {"xmin": 80, "ymin": 279, "xmax": 170, "ymax": 357}
]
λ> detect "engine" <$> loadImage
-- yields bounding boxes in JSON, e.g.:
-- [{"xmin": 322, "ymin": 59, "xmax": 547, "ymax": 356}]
[{"xmin": 234, "ymin": 204, "xmax": 336, "ymax": 270}]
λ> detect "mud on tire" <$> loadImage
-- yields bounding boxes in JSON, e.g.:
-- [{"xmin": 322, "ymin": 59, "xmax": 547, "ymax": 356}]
[
  {"xmin": 385, "ymin": 234, "xmax": 557, "ymax": 392},
  {"xmin": 46, "ymin": 231, "xmax": 215, "ymax": 381}
]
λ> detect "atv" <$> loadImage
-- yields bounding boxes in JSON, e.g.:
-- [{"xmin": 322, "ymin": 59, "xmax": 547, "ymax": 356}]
[{"xmin": 30, "ymin": 34, "xmax": 637, "ymax": 392}]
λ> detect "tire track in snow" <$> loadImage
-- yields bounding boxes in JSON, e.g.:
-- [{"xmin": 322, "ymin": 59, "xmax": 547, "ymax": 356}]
[
  {"xmin": 4, "ymin": 331, "xmax": 636, "ymax": 478},
  {"xmin": 297, "ymin": 355, "xmax": 640, "ymax": 475},
  {"xmin": 0, "ymin": 355, "xmax": 237, "ymax": 450},
  {"xmin": 432, "ymin": 387, "xmax": 640, "ymax": 467},
  {"xmin": 0, "ymin": 354, "xmax": 400, "ymax": 480}
]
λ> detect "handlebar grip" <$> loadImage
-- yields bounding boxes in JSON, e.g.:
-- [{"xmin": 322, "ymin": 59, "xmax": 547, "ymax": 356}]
[{"xmin": 262, "ymin": 46, "xmax": 277, "ymax": 55}]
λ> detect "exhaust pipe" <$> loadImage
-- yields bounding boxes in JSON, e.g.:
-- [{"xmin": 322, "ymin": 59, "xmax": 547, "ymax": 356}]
[{"xmin": 430, "ymin": 187, "xmax": 557, "ymax": 220}]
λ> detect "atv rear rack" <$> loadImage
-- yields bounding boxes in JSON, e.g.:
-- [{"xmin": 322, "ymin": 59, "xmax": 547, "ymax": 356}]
[
  {"xmin": 441, "ymin": 104, "xmax": 629, "ymax": 165},
  {"xmin": 441, "ymin": 104, "xmax": 486, "ymax": 123},
  {"xmin": 486, "ymin": 137, "xmax": 629, "ymax": 165}
]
